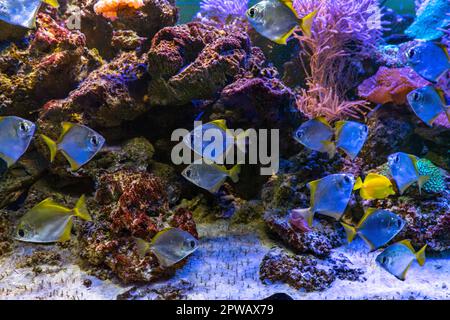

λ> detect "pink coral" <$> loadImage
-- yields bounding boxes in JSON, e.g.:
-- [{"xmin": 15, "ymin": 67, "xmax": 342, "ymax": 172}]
[
  {"xmin": 94, "ymin": 0, "xmax": 145, "ymax": 20},
  {"xmin": 358, "ymin": 67, "xmax": 430, "ymax": 105},
  {"xmin": 292, "ymin": 0, "xmax": 383, "ymax": 120}
]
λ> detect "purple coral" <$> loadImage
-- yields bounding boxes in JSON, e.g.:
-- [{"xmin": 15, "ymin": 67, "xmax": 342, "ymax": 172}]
[{"xmin": 199, "ymin": 0, "xmax": 249, "ymax": 19}]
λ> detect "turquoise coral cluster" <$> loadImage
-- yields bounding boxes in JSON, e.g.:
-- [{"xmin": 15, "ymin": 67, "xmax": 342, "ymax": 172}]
[{"xmin": 416, "ymin": 158, "xmax": 447, "ymax": 193}]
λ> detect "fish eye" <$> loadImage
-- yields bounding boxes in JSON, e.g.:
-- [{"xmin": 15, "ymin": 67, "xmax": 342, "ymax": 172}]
[
  {"xmin": 186, "ymin": 169, "xmax": 192, "ymax": 177},
  {"xmin": 412, "ymin": 92, "xmax": 421, "ymax": 101},
  {"xmin": 17, "ymin": 229, "xmax": 25, "ymax": 237},
  {"xmin": 397, "ymin": 219, "xmax": 403, "ymax": 228},
  {"xmin": 19, "ymin": 121, "xmax": 30, "ymax": 133},
  {"xmin": 296, "ymin": 130, "xmax": 304, "ymax": 138},
  {"xmin": 394, "ymin": 156, "xmax": 399, "ymax": 163},
  {"xmin": 90, "ymin": 135, "xmax": 99, "ymax": 146},
  {"xmin": 344, "ymin": 176, "xmax": 351, "ymax": 183},
  {"xmin": 408, "ymin": 48, "xmax": 415, "ymax": 58},
  {"xmin": 248, "ymin": 8, "xmax": 256, "ymax": 17},
  {"xmin": 190, "ymin": 240, "xmax": 196, "ymax": 248}
]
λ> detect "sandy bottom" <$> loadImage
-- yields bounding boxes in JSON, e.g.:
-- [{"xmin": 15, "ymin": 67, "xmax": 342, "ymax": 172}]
[{"xmin": 0, "ymin": 221, "xmax": 448, "ymax": 300}]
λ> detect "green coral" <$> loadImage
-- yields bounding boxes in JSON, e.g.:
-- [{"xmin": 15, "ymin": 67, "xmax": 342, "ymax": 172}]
[{"xmin": 416, "ymin": 159, "xmax": 447, "ymax": 193}]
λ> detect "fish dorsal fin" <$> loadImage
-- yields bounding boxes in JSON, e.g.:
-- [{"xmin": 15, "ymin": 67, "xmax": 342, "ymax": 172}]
[
  {"xmin": 307, "ymin": 179, "xmax": 320, "ymax": 208},
  {"xmin": 357, "ymin": 207, "xmax": 377, "ymax": 228},
  {"xmin": 34, "ymin": 198, "xmax": 60, "ymax": 210},
  {"xmin": 278, "ymin": 0, "xmax": 298, "ymax": 17},
  {"xmin": 151, "ymin": 227, "xmax": 174, "ymax": 246},
  {"xmin": 274, "ymin": 26, "xmax": 297, "ymax": 45},
  {"xmin": 210, "ymin": 119, "xmax": 228, "ymax": 131},
  {"xmin": 398, "ymin": 239, "xmax": 415, "ymax": 252},
  {"xmin": 436, "ymin": 43, "xmax": 450, "ymax": 61},
  {"xmin": 61, "ymin": 122, "xmax": 74, "ymax": 138},
  {"xmin": 315, "ymin": 116, "xmax": 331, "ymax": 128}
]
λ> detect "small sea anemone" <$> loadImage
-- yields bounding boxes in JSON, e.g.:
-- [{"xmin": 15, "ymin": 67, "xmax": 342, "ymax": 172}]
[
  {"xmin": 416, "ymin": 159, "xmax": 447, "ymax": 194},
  {"xmin": 94, "ymin": 0, "xmax": 145, "ymax": 20}
]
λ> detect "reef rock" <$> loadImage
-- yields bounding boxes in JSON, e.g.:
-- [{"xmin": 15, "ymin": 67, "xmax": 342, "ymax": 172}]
[
  {"xmin": 405, "ymin": 0, "xmax": 450, "ymax": 41},
  {"xmin": 358, "ymin": 67, "xmax": 430, "ymax": 105}
]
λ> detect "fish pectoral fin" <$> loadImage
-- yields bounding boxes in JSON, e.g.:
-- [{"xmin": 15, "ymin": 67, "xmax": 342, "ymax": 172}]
[
  {"xmin": 321, "ymin": 140, "xmax": 336, "ymax": 158},
  {"xmin": 73, "ymin": 195, "xmax": 91, "ymax": 221},
  {"xmin": 274, "ymin": 26, "xmax": 297, "ymax": 45},
  {"xmin": 417, "ymin": 175, "xmax": 430, "ymax": 194},
  {"xmin": 300, "ymin": 9, "xmax": 318, "ymax": 37},
  {"xmin": 60, "ymin": 150, "xmax": 82, "ymax": 171},
  {"xmin": 59, "ymin": 218, "xmax": 73, "ymax": 242},
  {"xmin": 40, "ymin": 134, "xmax": 58, "ymax": 162},
  {"xmin": 416, "ymin": 244, "xmax": 427, "ymax": 266},
  {"xmin": 340, "ymin": 222, "xmax": 357, "ymax": 243}
]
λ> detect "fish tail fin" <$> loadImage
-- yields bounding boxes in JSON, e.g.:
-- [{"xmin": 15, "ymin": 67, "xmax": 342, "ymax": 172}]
[
  {"xmin": 300, "ymin": 10, "xmax": 318, "ymax": 37},
  {"xmin": 73, "ymin": 195, "xmax": 92, "ymax": 221},
  {"xmin": 340, "ymin": 222, "xmax": 357, "ymax": 243},
  {"xmin": 229, "ymin": 164, "xmax": 241, "ymax": 183},
  {"xmin": 134, "ymin": 237, "xmax": 151, "ymax": 257},
  {"xmin": 43, "ymin": 0, "xmax": 59, "ymax": 8},
  {"xmin": 417, "ymin": 175, "xmax": 430, "ymax": 194},
  {"xmin": 353, "ymin": 177, "xmax": 363, "ymax": 191},
  {"xmin": 321, "ymin": 141, "xmax": 336, "ymax": 158},
  {"xmin": 416, "ymin": 244, "xmax": 427, "ymax": 266},
  {"xmin": 40, "ymin": 134, "xmax": 58, "ymax": 162}
]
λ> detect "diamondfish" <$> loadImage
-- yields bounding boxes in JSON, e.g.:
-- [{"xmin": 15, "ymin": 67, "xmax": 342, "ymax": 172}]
[
  {"xmin": 183, "ymin": 120, "xmax": 246, "ymax": 164},
  {"xmin": 246, "ymin": 0, "xmax": 317, "ymax": 45},
  {"xmin": 406, "ymin": 42, "xmax": 450, "ymax": 82},
  {"xmin": 41, "ymin": 123, "xmax": 105, "ymax": 171},
  {"xmin": 407, "ymin": 86, "xmax": 449, "ymax": 126},
  {"xmin": 0, "ymin": 0, "xmax": 59, "ymax": 29},
  {"xmin": 353, "ymin": 173, "xmax": 396, "ymax": 200},
  {"xmin": 341, "ymin": 208, "xmax": 405, "ymax": 250},
  {"xmin": 388, "ymin": 152, "xmax": 429, "ymax": 194},
  {"xmin": 293, "ymin": 117, "xmax": 335, "ymax": 158},
  {"xmin": 15, "ymin": 195, "xmax": 91, "ymax": 243},
  {"xmin": 135, "ymin": 228, "xmax": 199, "ymax": 267},
  {"xmin": 294, "ymin": 173, "xmax": 355, "ymax": 226},
  {"xmin": 376, "ymin": 240, "xmax": 426, "ymax": 280},
  {"xmin": 182, "ymin": 162, "xmax": 240, "ymax": 193},
  {"xmin": 0, "ymin": 116, "xmax": 36, "ymax": 167},
  {"xmin": 334, "ymin": 121, "xmax": 368, "ymax": 160}
]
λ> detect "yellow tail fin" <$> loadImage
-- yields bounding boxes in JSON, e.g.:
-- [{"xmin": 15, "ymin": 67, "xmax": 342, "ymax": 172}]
[
  {"xmin": 42, "ymin": 0, "xmax": 59, "ymax": 8},
  {"xmin": 73, "ymin": 195, "xmax": 92, "ymax": 221},
  {"xmin": 229, "ymin": 164, "xmax": 241, "ymax": 183},
  {"xmin": 416, "ymin": 244, "xmax": 427, "ymax": 266},
  {"xmin": 300, "ymin": 10, "xmax": 318, "ymax": 37},
  {"xmin": 40, "ymin": 134, "xmax": 58, "ymax": 162},
  {"xmin": 134, "ymin": 237, "xmax": 151, "ymax": 257},
  {"xmin": 341, "ymin": 222, "xmax": 357, "ymax": 243}
]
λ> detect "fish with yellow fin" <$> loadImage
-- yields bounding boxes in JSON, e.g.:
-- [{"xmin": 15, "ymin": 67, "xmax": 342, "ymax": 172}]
[
  {"xmin": 0, "ymin": 0, "xmax": 59, "ymax": 29},
  {"xmin": 376, "ymin": 240, "xmax": 427, "ymax": 281},
  {"xmin": 293, "ymin": 173, "xmax": 355, "ymax": 226},
  {"xmin": 41, "ymin": 123, "xmax": 105, "ymax": 171},
  {"xmin": 353, "ymin": 173, "xmax": 396, "ymax": 200},
  {"xmin": 406, "ymin": 42, "xmax": 450, "ymax": 83},
  {"xmin": 388, "ymin": 152, "xmax": 429, "ymax": 194},
  {"xmin": 246, "ymin": 0, "xmax": 317, "ymax": 45},
  {"xmin": 334, "ymin": 121, "xmax": 368, "ymax": 160},
  {"xmin": 14, "ymin": 195, "xmax": 91, "ymax": 243},
  {"xmin": 182, "ymin": 162, "xmax": 241, "ymax": 193},
  {"xmin": 407, "ymin": 86, "xmax": 449, "ymax": 127},
  {"xmin": 293, "ymin": 117, "xmax": 336, "ymax": 158},
  {"xmin": 135, "ymin": 228, "xmax": 199, "ymax": 267},
  {"xmin": 341, "ymin": 208, "xmax": 405, "ymax": 251}
]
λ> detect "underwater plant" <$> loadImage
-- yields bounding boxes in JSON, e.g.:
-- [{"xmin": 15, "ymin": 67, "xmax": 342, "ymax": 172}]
[{"xmin": 293, "ymin": 0, "xmax": 384, "ymax": 120}]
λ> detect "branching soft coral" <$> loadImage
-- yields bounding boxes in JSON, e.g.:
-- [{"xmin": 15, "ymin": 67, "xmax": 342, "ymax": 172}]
[
  {"xmin": 94, "ymin": 0, "xmax": 145, "ymax": 20},
  {"xmin": 293, "ymin": 0, "xmax": 383, "ymax": 120}
]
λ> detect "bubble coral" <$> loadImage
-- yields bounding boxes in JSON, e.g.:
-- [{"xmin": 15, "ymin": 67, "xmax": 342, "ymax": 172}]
[{"xmin": 94, "ymin": 0, "xmax": 145, "ymax": 20}]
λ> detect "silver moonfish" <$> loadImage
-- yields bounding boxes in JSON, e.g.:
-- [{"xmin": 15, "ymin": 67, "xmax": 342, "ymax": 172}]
[
  {"xmin": 135, "ymin": 228, "xmax": 199, "ymax": 267},
  {"xmin": 295, "ymin": 173, "xmax": 355, "ymax": 226},
  {"xmin": 14, "ymin": 195, "xmax": 91, "ymax": 243},
  {"xmin": 335, "ymin": 121, "xmax": 368, "ymax": 160},
  {"xmin": 182, "ymin": 163, "xmax": 240, "ymax": 193},
  {"xmin": 341, "ymin": 208, "xmax": 405, "ymax": 250},
  {"xmin": 376, "ymin": 240, "xmax": 426, "ymax": 280},
  {"xmin": 407, "ymin": 86, "xmax": 449, "ymax": 126},
  {"xmin": 0, "ymin": 116, "xmax": 36, "ymax": 167},
  {"xmin": 294, "ymin": 117, "xmax": 336, "ymax": 158},
  {"xmin": 246, "ymin": 0, "xmax": 317, "ymax": 45},
  {"xmin": 0, "ymin": 0, "xmax": 58, "ymax": 28},
  {"xmin": 183, "ymin": 120, "xmax": 237, "ymax": 164},
  {"xmin": 388, "ymin": 152, "xmax": 428, "ymax": 194},
  {"xmin": 406, "ymin": 42, "xmax": 450, "ymax": 82},
  {"xmin": 41, "ymin": 123, "xmax": 105, "ymax": 171}
]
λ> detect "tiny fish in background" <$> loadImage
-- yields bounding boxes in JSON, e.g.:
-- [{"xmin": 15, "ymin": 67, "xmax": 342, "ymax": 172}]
[
  {"xmin": 0, "ymin": 116, "xmax": 35, "ymax": 168},
  {"xmin": 293, "ymin": 117, "xmax": 335, "ymax": 158},
  {"xmin": 407, "ymin": 86, "xmax": 449, "ymax": 126},
  {"xmin": 294, "ymin": 173, "xmax": 355, "ymax": 226},
  {"xmin": 246, "ymin": 0, "xmax": 317, "ymax": 45},
  {"xmin": 341, "ymin": 208, "xmax": 405, "ymax": 250},
  {"xmin": 182, "ymin": 162, "xmax": 240, "ymax": 193},
  {"xmin": 41, "ymin": 123, "xmax": 105, "ymax": 171},
  {"xmin": 14, "ymin": 195, "xmax": 91, "ymax": 243},
  {"xmin": 135, "ymin": 228, "xmax": 199, "ymax": 268},
  {"xmin": 183, "ymin": 119, "xmax": 246, "ymax": 164},
  {"xmin": 376, "ymin": 240, "xmax": 426, "ymax": 280},
  {"xmin": 353, "ymin": 173, "xmax": 396, "ymax": 200},
  {"xmin": 334, "ymin": 121, "xmax": 368, "ymax": 160},
  {"xmin": 406, "ymin": 42, "xmax": 450, "ymax": 83},
  {"xmin": 388, "ymin": 152, "xmax": 429, "ymax": 194}
]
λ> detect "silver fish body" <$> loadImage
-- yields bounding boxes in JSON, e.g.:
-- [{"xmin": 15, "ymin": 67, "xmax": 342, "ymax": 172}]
[
  {"xmin": 406, "ymin": 42, "xmax": 450, "ymax": 82},
  {"xmin": 335, "ymin": 121, "xmax": 368, "ymax": 160},
  {"xmin": 294, "ymin": 118, "xmax": 334, "ymax": 155},
  {"xmin": 0, "ymin": 116, "xmax": 35, "ymax": 167},
  {"xmin": 0, "ymin": 0, "xmax": 41, "ymax": 28},
  {"xmin": 388, "ymin": 152, "xmax": 421, "ymax": 194},
  {"xmin": 407, "ymin": 86, "xmax": 448, "ymax": 126},
  {"xmin": 151, "ymin": 228, "xmax": 199, "ymax": 267},
  {"xmin": 182, "ymin": 163, "xmax": 240, "ymax": 193}
]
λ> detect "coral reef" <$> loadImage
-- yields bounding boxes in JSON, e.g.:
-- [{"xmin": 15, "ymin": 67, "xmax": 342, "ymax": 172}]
[{"xmin": 405, "ymin": 0, "xmax": 450, "ymax": 41}]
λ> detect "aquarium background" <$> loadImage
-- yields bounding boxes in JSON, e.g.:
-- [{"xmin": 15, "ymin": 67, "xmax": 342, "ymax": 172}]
[{"xmin": 0, "ymin": 0, "xmax": 448, "ymax": 300}]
